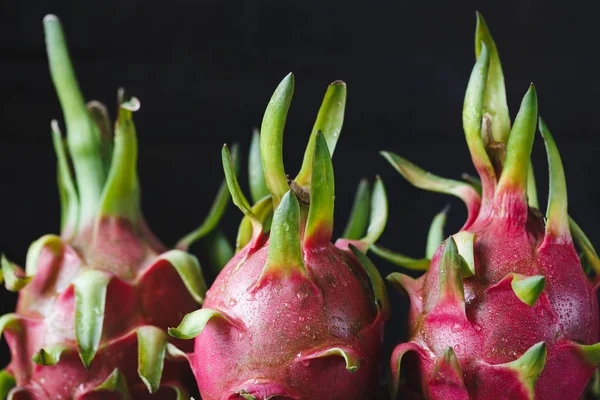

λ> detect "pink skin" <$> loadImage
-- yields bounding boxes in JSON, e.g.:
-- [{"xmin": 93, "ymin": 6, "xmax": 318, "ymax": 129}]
[
  {"xmin": 394, "ymin": 189, "xmax": 599, "ymax": 399},
  {"xmin": 4, "ymin": 218, "xmax": 196, "ymax": 398},
  {"xmin": 191, "ymin": 238, "xmax": 385, "ymax": 400}
]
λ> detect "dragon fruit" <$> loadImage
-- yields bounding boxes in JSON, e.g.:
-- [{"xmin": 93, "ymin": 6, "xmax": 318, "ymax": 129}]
[
  {"xmin": 0, "ymin": 15, "xmax": 233, "ymax": 399},
  {"xmin": 169, "ymin": 74, "xmax": 390, "ymax": 399},
  {"xmin": 373, "ymin": 13, "xmax": 600, "ymax": 399}
]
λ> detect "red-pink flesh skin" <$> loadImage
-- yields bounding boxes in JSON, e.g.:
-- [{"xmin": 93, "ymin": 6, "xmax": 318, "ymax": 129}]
[
  {"xmin": 5, "ymin": 218, "xmax": 196, "ymax": 398},
  {"xmin": 191, "ymin": 240, "xmax": 385, "ymax": 400},
  {"xmin": 394, "ymin": 190, "xmax": 599, "ymax": 399}
]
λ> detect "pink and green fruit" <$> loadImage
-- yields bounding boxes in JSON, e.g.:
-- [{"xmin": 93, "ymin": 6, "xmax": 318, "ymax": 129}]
[
  {"xmin": 374, "ymin": 13, "xmax": 600, "ymax": 400},
  {"xmin": 169, "ymin": 74, "xmax": 390, "ymax": 399},
  {"xmin": 0, "ymin": 15, "xmax": 234, "ymax": 399}
]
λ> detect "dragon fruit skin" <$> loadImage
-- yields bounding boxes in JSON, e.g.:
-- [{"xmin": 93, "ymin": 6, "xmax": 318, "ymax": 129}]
[
  {"xmin": 0, "ymin": 15, "xmax": 231, "ymax": 399},
  {"xmin": 376, "ymin": 13, "xmax": 600, "ymax": 400},
  {"xmin": 169, "ymin": 74, "xmax": 390, "ymax": 399}
]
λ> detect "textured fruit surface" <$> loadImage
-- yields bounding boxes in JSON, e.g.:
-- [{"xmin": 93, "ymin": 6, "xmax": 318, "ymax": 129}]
[
  {"xmin": 377, "ymin": 13, "xmax": 600, "ymax": 400},
  {"xmin": 0, "ymin": 15, "xmax": 231, "ymax": 399},
  {"xmin": 170, "ymin": 74, "xmax": 389, "ymax": 399}
]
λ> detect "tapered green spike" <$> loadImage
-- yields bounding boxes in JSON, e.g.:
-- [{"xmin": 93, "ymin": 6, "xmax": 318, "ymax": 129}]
[
  {"xmin": 0, "ymin": 370, "xmax": 16, "ymax": 400},
  {"xmin": 497, "ymin": 85, "xmax": 538, "ymax": 197},
  {"xmin": 578, "ymin": 342, "xmax": 600, "ymax": 366},
  {"xmin": 429, "ymin": 347, "xmax": 468, "ymax": 395},
  {"xmin": 539, "ymin": 117, "xmax": 570, "ymax": 240},
  {"xmin": 349, "ymin": 244, "xmax": 390, "ymax": 318},
  {"xmin": 92, "ymin": 368, "xmax": 131, "ymax": 398},
  {"xmin": 51, "ymin": 120, "xmax": 79, "ymax": 239},
  {"xmin": 510, "ymin": 274, "xmax": 546, "ymax": 306},
  {"xmin": 44, "ymin": 15, "xmax": 106, "ymax": 226},
  {"xmin": 86, "ymin": 100, "xmax": 113, "ymax": 169},
  {"xmin": 437, "ymin": 238, "xmax": 465, "ymax": 309},
  {"xmin": 260, "ymin": 73, "xmax": 294, "ymax": 207},
  {"xmin": 222, "ymin": 144, "xmax": 258, "ymax": 223},
  {"xmin": 263, "ymin": 191, "xmax": 305, "ymax": 276},
  {"xmin": 426, "ymin": 207, "xmax": 448, "ymax": 259},
  {"xmin": 73, "ymin": 269, "xmax": 111, "ymax": 368},
  {"xmin": 500, "ymin": 341, "xmax": 547, "ymax": 397},
  {"xmin": 0, "ymin": 314, "xmax": 22, "ymax": 337},
  {"xmin": 358, "ymin": 176, "xmax": 388, "ymax": 248},
  {"xmin": 299, "ymin": 346, "xmax": 361, "ymax": 373},
  {"xmin": 305, "ymin": 132, "xmax": 335, "ymax": 248},
  {"xmin": 97, "ymin": 98, "xmax": 141, "ymax": 224},
  {"xmin": 248, "ymin": 130, "xmax": 270, "ymax": 203},
  {"xmin": 451, "ymin": 231, "xmax": 476, "ymax": 277},
  {"xmin": 176, "ymin": 143, "xmax": 238, "ymax": 251},
  {"xmin": 137, "ymin": 326, "xmax": 168, "ymax": 393},
  {"xmin": 168, "ymin": 308, "xmax": 239, "ymax": 340},
  {"xmin": 341, "ymin": 179, "xmax": 371, "ymax": 240},
  {"xmin": 569, "ymin": 217, "xmax": 600, "ymax": 275},
  {"xmin": 370, "ymin": 244, "xmax": 430, "ymax": 270},
  {"xmin": 155, "ymin": 250, "xmax": 207, "ymax": 304},
  {"xmin": 381, "ymin": 151, "xmax": 480, "ymax": 225},
  {"xmin": 1, "ymin": 255, "xmax": 31, "ymax": 292},
  {"xmin": 239, "ymin": 392, "xmax": 258, "ymax": 400},
  {"xmin": 475, "ymin": 12, "xmax": 511, "ymax": 144},
  {"xmin": 296, "ymin": 80, "xmax": 347, "ymax": 186},
  {"xmin": 526, "ymin": 161, "xmax": 539, "ymax": 209},
  {"xmin": 463, "ymin": 42, "xmax": 496, "ymax": 191},
  {"xmin": 32, "ymin": 344, "xmax": 68, "ymax": 366},
  {"xmin": 25, "ymin": 234, "xmax": 63, "ymax": 276}
]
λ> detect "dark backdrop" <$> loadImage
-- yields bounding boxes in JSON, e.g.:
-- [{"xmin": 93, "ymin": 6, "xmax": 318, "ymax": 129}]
[{"xmin": 1, "ymin": 0, "xmax": 599, "ymax": 378}]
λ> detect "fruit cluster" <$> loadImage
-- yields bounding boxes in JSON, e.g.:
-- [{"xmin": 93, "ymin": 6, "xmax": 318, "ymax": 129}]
[{"xmin": 1, "ymin": 12, "xmax": 599, "ymax": 400}]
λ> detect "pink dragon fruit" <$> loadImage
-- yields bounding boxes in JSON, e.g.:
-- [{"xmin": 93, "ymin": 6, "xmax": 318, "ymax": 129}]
[
  {"xmin": 169, "ymin": 74, "xmax": 390, "ymax": 399},
  {"xmin": 0, "ymin": 15, "xmax": 233, "ymax": 399},
  {"xmin": 372, "ymin": 13, "xmax": 600, "ymax": 399}
]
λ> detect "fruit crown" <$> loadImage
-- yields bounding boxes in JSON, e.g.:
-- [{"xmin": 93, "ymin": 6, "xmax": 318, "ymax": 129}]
[{"xmin": 373, "ymin": 12, "xmax": 600, "ymax": 279}]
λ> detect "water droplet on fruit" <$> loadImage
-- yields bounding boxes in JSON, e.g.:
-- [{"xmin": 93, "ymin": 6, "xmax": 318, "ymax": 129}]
[
  {"xmin": 283, "ymin": 222, "xmax": 290, "ymax": 232},
  {"xmin": 451, "ymin": 323, "xmax": 462, "ymax": 333},
  {"xmin": 228, "ymin": 298, "xmax": 237, "ymax": 307},
  {"xmin": 454, "ymin": 344, "xmax": 461, "ymax": 352},
  {"xmin": 473, "ymin": 323, "xmax": 482, "ymax": 332}
]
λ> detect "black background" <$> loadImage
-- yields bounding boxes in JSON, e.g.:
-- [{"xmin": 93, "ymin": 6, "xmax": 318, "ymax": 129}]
[{"xmin": 1, "ymin": 0, "xmax": 599, "ymax": 380}]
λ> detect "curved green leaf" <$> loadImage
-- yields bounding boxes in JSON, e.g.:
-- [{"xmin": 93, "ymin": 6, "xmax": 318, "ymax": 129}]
[
  {"xmin": 370, "ymin": 244, "xmax": 430, "ymax": 271},
  {"xmin": 98, "ymin": 99, "xmax": 140, "ymax": 223},
  {"xmin": 341, "ymin": 179, "xmax": 371, "ymax": 240},
  {"xmin": 349, "ymin": 245, "xmax": 390, "ymax": 318},
  {"xmin": 260, "ymin": 73, "xmax": 294, "ymax": 206},
  {"xmin": 299, "ymin": 345, "xmax": 361, "ymax": 373},
  {"xmin": 0, "ymin": 369, "xmax": 15, "ymax": 400},
  {"xmin": 1, "ymin": 255, "xmax": 31, "ymax": 292},
  {"xmin": 425, "ymin": 207, "xmax": 448, "ymax": 259},
  {"xmin": 137, "ymin": 326, "xmax": 168, "ymax": 393},
  {"xmin": 73, "ymin": 269, "xmax": 111, "ymax": 368},
  {"xmin": 358, "ymin": 176, "xmax": 387, "ymax": 248},
  {"xmin": 305, "ymin": 132, "xmax": 335, "ymax": 248},
  {"xmin": 44, "ymin": 15, "xmax": 106, "ymax": 226},
  {"xmin": 154, "ymin": 250, "xmax": 206, "ymax": 304},
  {"xmin": 168, "ymin": 308, "xmax": 239, "ymax": 340},
  {"xmin": 296, "ymin": 80, "xmax": 346, "ymax": 186},
  {"xmin": 248, "ymin": 130, "xmax": 269, "ymax": 204},
  {"xmin": 32, "ymin": 344, "xmax": 68, "ymax": 366},
  {"xmin": 51, "ymin": 120, "xmax": 79, "ymax": 239}
]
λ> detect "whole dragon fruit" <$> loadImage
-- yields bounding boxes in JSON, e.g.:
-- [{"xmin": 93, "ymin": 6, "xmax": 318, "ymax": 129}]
[
  {"xmin": 374, "ymin": 13, "xmax": 600, "ymax": 399},
  {"xmin": 0, "ymin": 15, "xmax": 232, "ymax": 399},
  {"xmin": 169, "ymin": 74, "xmax": 390, "ymax": 399}
]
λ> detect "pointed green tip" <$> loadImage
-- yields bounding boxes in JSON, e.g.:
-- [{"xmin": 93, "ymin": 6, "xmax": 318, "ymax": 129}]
[
  {"xmin": 97, "ymin": 98, "xmax": 140, "ymax": 223},
  {"xmin": 340, "ymin": 179, "xmax": 371, "ymax": 240},
  {"xmin": 357, "ymin": 176, "xmax": 388, "ymax": 248},
  {"xmin": 264, "ymin": 190, "xmax": 305, "ymax": 274},
  {"xmin": 168, "ymin": 308, "xmax": 236, "ymax": 340},
  {"xmin": 296, "ymin": 80, "xmax": 347, "ymax": 186},
  {"xmin": 305, "ymin": 131, "xmax": 335, "ymax": 248},
  {"xmin": 511, "ymin": 274, "xmax": 546, "ymax": 306},
  {"xmin": 260, "ymin": 73, "xmax": 294, "ymax": 206},
  {"xmin": 1, "ymin": 255, "xmax": 31, "ymax": 292},
  {"xmin": 506, "ymin": 341, "xmax": 547, "ymax": 390},
  {"xmin": 539, "ymin": 117, "xmax": 569, "ymax": 240},
  {"xmin": 222, "ymin": 143, "xmax": 256, "ymax": 221},
  {"xmin": 497, "ymin": 84, "xmax": 538, "ymax": 196},
  {"xmin": 425, "ymin": 207, "xmax": 449, "ymax": 259},
  {"xmin": 438, "ymin": 237, "xmax": 465, "ymax": 306}
]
